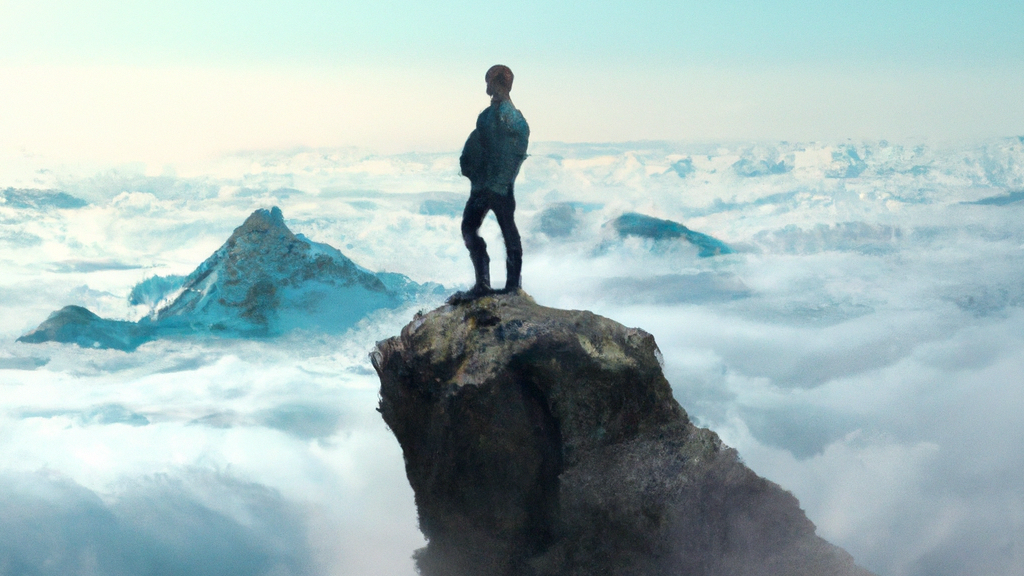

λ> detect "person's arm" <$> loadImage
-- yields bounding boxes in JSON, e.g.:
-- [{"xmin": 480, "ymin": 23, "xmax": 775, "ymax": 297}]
[{"xmin": 460, "ymin": 129, "xmax": 483, "ymax": 181}]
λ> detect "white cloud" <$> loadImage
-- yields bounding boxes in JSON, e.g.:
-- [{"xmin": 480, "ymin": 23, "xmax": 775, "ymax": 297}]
[
  {"xmin": 2, "ymin": 138, "xmax": 1024, "ymax": 574},
  {"xmin": 0, "ymin": 469, "xmax": 314, "ymax": 576}
]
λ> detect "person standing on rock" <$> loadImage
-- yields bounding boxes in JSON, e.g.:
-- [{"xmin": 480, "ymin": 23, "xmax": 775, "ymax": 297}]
[{"xmin": 452, "ymin": 64, "xmax": 530, "ymax": 301}]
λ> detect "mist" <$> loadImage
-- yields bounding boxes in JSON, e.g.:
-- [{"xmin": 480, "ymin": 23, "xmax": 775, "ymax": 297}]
[{"xmin": 2, "ymin": 138, "xmax": 1023, "ymax": 575}]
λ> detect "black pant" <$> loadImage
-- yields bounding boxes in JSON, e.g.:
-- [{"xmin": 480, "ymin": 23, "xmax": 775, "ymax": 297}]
[{"xmin": 461, "ymin": 188, "xmax": 522, "ymax": 289}]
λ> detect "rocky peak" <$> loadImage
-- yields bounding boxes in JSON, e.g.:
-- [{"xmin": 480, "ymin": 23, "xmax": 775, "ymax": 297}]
[
  {"xmin": 18, "ymin": 207, "xmax": 440, "ymax": 349},
  {"xmin": 373, "ymin": 292, "xmax": 874, "ymax": 576},
  {"xmin": 220, "ymin": 206, "xmax": 307, "ymax": 272},
  {"xmin": 156, "ymin": 206, "xmax": 392, "ymax": 333},
  {"xmin": 240, "ymin": 205, "xmax": 286, "ymax": 231}
]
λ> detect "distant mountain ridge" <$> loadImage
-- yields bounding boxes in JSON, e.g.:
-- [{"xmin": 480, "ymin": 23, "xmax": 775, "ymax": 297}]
[
  {"xmin": 17, "ymin": 305, "xmax": 154, "ymax": 351},
  {"xmin": 18, "ymin": 207, "xmax": 442, "ymax": 350},
  {"xmin": 1, "ymin": 188, "xmax": 88, "ymax": 210},
  {"xmin": 609, "ymin": 212, "xmax": 734, "ymax": 257}
]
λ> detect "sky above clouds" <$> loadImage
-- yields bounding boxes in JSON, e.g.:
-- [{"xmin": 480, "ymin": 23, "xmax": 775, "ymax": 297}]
[
  {"xmin": 1, "ymin": 1, "xmax": 1023, "ymax": 163},
  {"xmin": 4, "ymin": 0, "xmax": 1023, "ymax": 66}
]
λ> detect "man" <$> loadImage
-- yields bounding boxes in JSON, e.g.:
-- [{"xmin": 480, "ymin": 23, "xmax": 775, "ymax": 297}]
[{"xmin": 454, "ymin": 64, "xmax": 530, "ymax": 300}]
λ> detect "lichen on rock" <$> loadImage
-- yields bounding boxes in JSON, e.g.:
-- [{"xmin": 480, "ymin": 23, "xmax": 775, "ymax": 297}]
[{"xmin": 373, "ymin": 291, "xmax": 874, "ymax": 576}]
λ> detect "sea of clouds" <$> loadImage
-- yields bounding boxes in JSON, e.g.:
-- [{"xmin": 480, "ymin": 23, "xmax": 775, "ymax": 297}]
[{"xmin": 2, "ymin": 138, "xmax": 1023, "ymax": 576}]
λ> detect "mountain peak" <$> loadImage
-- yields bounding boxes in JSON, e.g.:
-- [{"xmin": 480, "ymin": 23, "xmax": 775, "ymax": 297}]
[
  {"xmin": 156, "ymin": 206, "xmax": 395, "ymax": 333},
  {"xmin": 19, "ymin": 207, "xmax": 442, "ymax": 349},
  {"xmin": 220, "ymin": 206, "xmax": 306, "ymax": 271},
  {"xmin": 233, "ymin": 206, "xmax": 288, "ymax": 238}
]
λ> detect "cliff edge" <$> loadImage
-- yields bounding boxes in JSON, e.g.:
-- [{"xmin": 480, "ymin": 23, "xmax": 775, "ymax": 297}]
[{"xmin": 372, "ymin": 291, "xmax": 874, "ymax": 576}]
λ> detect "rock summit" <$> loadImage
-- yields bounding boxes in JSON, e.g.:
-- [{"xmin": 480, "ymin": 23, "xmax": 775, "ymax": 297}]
[{"xmin": 373, "ymin": 291, "xmax": 874, "ymax": 576}]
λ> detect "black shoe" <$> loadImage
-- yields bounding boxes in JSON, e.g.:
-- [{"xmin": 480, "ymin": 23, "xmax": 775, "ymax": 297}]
[{"xmin": 446, "ymin": 284, "xmax": 493, "ymax": 304}]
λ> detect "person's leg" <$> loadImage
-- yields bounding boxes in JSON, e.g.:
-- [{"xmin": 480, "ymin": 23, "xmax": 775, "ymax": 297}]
[
  {"xmin": 491, "ymin": 192, "xmax": 522, "ymax": 291},
  {"xmin": 461, "ymin": 192, "xmax": 491, "ymax": 293}
]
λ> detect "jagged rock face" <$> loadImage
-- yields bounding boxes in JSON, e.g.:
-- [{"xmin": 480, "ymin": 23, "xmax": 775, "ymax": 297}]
[
  {"xmin": 156, "ymin": 207, "xmax": 397, "ymax": 334},
  {"xmin": 373, "ymin": 292, "xmax": 874, "ymax": 576}
]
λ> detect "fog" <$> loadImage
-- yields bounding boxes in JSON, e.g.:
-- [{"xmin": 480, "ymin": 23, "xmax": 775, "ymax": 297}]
[{"xmin": 1, "ymin": 138, "xmax": 1022, "ymax": 575}]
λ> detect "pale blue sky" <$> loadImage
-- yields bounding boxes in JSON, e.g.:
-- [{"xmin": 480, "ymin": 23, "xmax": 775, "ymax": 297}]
[
  {"xmin": 1, "ymin": 1, "xmax": 1022, "ymax": 163},
  {"xmin": 3, "ymin": 0, "xmax": 1023, "ymax": 66}
]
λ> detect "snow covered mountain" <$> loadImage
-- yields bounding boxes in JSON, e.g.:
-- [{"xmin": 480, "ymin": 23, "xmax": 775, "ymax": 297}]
[
  {"xmin": 18, "ymin": 207, "xmax": 442, "ymax": 349},
  {"xmin": 152, "ymin": 206, "xmax": 428, "ymax": 335}
]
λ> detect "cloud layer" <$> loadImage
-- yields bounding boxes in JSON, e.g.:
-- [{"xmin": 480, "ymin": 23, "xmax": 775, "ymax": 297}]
[{"xmin": 2, "ymin": 138, "xmax": 1024, "ymax": 575}]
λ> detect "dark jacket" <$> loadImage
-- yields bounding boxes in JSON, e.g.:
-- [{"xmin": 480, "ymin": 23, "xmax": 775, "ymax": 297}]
[{"xmin": 460, "ymin": 100, "xmax": 530, "ymax": 195}]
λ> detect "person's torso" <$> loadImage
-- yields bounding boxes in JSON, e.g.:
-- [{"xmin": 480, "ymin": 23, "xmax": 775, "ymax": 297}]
[{"xmin": 471, "ymin": 101, "xmax": 530, "ymax": 194}]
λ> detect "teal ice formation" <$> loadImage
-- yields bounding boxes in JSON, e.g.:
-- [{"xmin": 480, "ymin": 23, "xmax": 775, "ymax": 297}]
[{"xmin": 17, "ymin": 207, "xmax": 443, "ymax": 351}]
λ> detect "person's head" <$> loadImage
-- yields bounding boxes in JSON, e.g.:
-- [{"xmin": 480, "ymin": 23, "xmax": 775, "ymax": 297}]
[{"xmin": 485, "ymin": 65, "xmax": 513, "ymax": 102}]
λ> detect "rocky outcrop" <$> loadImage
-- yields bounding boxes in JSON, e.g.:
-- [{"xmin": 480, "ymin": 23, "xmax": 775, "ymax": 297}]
[{"xmin": 373, "ymin": 292, "xmax": 874, "ymax": 576}]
